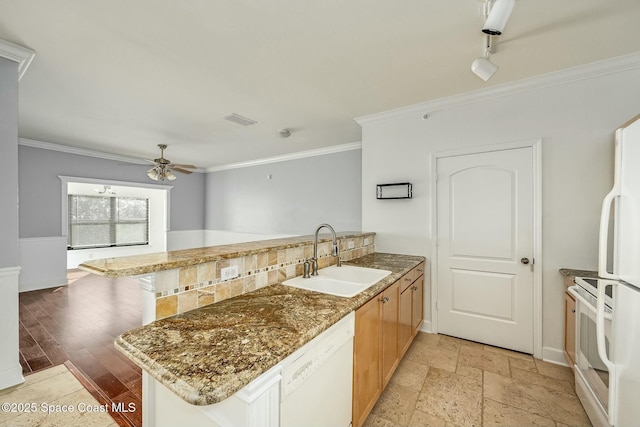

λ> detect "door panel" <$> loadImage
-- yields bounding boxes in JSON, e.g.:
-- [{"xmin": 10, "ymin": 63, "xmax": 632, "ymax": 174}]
[
  {"xmin": 450, "ymin": 269, "xmax": 516, "ymax": 320},
  {"xmin": 450, "ymin": 168, "xmax": 515, "ymax": 260},
  {"xmin": 437, "ymin": 147, "xmax": 534, "ymax": 353}
]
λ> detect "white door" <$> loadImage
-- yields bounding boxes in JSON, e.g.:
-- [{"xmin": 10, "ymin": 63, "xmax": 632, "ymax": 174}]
[{"xmin": 436, "ymin": 147, "xmax": 534, "ymax": 353}]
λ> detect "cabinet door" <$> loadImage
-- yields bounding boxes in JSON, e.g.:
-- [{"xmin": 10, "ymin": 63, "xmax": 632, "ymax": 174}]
[
  {"xmin": 399, "ymin": 284, "xmax": 413, "ymax": 357},
  {"xmin": 412, "ymin": 275, "xmax": 424, "ymax": 336},
  {"xmin": 381, "ymin": 281, "xmax": 399, "ymax": 388},
  {"xmin": 564, "ymin": 291, "xmax": 576, "ymax": 366},
  {"xmin": 353, "ymin": 296, "xmax": 381, "ymax": 427}
]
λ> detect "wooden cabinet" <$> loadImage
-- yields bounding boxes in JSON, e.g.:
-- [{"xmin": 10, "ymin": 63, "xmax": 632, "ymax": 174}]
[
  {"xmin": 381, "ymin": 281, "xmax": 399, "ymax": 388},
  {"xmin": 399, "ymin": 281, "xmax": 413, "ymax": 357},
  {"xmin": 564, "ymin": 289, "xmax": 576, "ymax": 366},
  {"xmin": 353, "ymin": 294, "xmax": 382, "ymax": 427},
  {"xmin": 352, "ymin": 263, "xmax": 425, "ymax": 427},
  {"xmin": 412, "ymin": 275, "xmax": 424, "ymax": 336}
]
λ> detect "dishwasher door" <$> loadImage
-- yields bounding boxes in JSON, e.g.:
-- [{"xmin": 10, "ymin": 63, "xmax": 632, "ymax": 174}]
[{"xmin": 280, "ymin": 312, "xmax": 354, "ymax": 427}]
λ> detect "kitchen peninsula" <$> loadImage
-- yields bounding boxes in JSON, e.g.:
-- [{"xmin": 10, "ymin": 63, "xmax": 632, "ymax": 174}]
[{"xmin": 80, "ymin": 232, "xmax": 426, "ymax": 427}]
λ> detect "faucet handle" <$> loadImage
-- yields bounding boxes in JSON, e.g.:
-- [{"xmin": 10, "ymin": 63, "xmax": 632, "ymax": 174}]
[
  {"xmin": 303, "ymin": 259, "xmax": 311, "ymax": 278},
  {"xmin": 310, "ymin": 257, "xmax": 319, "ymax": 276}
]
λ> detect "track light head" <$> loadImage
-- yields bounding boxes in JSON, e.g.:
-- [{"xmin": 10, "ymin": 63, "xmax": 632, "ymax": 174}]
[
  {"xmin": 482, "ymin": 0, "xmax": 515, "ymax": 36},
  {"xmin": 471, "ymin": 57, "xmax": 498, "ymax": 81}
]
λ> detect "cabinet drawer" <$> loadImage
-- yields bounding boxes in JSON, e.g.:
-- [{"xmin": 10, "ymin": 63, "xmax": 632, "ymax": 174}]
[
  {"xmin": 399, "ymin": 272, "xmax": 414, "ymax": 292},
  {"xmin": 414, "ymin": 262, "xmax": 425, "ymax": 278},
  {"xmin": 400, "ymin": 263, "xmax": 425, "ymax": 291}
]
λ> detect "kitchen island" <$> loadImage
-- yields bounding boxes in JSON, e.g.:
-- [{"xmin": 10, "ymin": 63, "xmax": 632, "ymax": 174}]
[{"xmin": 103, "ymin": 248, "xmax": 425, "ymax": 427}]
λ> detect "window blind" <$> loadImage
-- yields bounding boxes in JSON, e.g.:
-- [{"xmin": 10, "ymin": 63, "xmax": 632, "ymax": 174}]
[{"xmin": 68, "ymin": 195, "xmax": 149, "ymax": 250}]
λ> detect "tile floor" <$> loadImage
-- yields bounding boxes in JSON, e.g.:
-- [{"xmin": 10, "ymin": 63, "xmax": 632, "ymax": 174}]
[
  {"xmin": 365, "ymin": 333, "xmax": 592, "ymax": 427},
  {"xmin": 0, "ymin": 363, "xmax": 117, "ymax": 427}
]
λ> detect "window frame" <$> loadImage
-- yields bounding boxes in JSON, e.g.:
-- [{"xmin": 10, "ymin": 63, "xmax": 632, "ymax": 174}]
[{"xmin": 67, "ymin": 194, "xmax": 150, "ymax": 250}]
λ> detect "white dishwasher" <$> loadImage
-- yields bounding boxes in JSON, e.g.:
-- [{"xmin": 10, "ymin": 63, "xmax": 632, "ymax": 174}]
[{"xmin": 280, "ymin": 312, "xmax": 354, "ymax": 427}]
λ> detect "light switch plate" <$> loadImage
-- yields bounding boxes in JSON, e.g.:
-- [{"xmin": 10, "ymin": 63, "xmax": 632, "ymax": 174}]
[
  {"xmin": 221, "ymin": 265, "xmax": 239, "ymax": 281},
  {"xmin": 348, "ymin": 241, "xmax": 355, "ymax": 249}
]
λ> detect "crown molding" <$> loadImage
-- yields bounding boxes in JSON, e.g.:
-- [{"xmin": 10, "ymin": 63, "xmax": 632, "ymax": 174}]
[
  {"xmin": 356, "ymin": 51, "xmax": 640, "ymax": 126},
  {"xmin": 19, "ymin": 138, "xmax": 150, "ymax": 165},
  {"xmin": 0, "ymin": 39, "xmax": 35, "ymax": 81},
  {"xmin": 207, "ymin": 141, "xmax": 362, "ymax": 172}
]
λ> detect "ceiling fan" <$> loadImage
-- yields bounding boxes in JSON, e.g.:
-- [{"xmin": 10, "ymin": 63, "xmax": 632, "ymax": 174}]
[{"xmin": 146, "ymin": 144, "xmax": 197, "ymax": 181}]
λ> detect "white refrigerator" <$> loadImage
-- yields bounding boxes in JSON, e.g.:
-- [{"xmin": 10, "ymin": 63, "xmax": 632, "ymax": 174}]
[{"xmin": 594, "ymin": 114, "xmax": 640, "ymax": 426}]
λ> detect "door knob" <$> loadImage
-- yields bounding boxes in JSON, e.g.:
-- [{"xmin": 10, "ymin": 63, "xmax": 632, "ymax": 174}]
[{"xmin": 521, "ymin": 258, "xmax": 530, "ymax": 265}]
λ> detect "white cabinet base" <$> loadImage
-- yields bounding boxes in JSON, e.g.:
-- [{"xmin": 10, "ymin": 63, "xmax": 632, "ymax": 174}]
[{"xmin": 149, "ymin": 365, "xmax": 282, "ymax": 427}]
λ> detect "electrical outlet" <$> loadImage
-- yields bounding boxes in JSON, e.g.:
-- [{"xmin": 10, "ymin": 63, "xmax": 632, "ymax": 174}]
[
  {"xmin": 364, "ymin": 238, "xmax": 369, "ymax": 246},
  {"xmin": 221, "ymin": 265, "xmax": 239, "ymax": 281},
  {"xmin": 348, "ymin": 241, "xmax": 355, "ymax": 249}
]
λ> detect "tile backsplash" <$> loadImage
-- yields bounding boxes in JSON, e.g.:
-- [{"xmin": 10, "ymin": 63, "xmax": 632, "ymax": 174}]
[{"xmin": 155, "ymin": 234, "xmax": 375, "ymax": 319}]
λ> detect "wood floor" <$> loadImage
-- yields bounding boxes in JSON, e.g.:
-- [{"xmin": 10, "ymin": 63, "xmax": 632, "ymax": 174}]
[{"xmin": 18, "ymin": 270, "xmax": 143, "ymax": 427}]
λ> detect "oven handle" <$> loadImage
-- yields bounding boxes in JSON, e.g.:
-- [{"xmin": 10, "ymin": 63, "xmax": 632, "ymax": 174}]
[
  {"xmin": 567, "ymin": 286, "xmax": 612, "ymax": 320},
  {"xmin": 597, "ymin": 281, "xmax": 616, "ymax": 427}
]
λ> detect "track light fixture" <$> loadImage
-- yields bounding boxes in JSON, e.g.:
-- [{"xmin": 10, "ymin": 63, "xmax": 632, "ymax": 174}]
[
  {"xmin": 471, "ymin": 0, "xmax": 515, "ymax": 81},
  {"xmin": 471, "ymin": 35, "xmax": 498, "ymax": 81},
  {"xmin": 482, "ymin": 0, "xmax": 515, "ymax": 36}
]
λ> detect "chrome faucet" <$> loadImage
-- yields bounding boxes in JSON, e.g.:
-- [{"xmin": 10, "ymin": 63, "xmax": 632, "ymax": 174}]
[{"xmin": 310, "ymin": 223, "xmax": 341, "ymax": 276}]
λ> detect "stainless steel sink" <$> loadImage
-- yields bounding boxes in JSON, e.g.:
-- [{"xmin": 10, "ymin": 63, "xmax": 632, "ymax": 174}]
[{"xmin": 282, "ymin": 265, "xmax": 392, "ymax": 297}]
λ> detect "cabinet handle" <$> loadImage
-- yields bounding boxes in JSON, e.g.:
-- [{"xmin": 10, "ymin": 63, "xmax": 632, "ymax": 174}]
[
  {"xmin": 405, "ymin": 277, "xmax": 412, "ymax": 282},
  {"xmin": 412, "ymin": 285, "xmax": 418, "ymax": 291},
  {"xmin": 417, "ymin": 269, "xmax": 423, "ymax": 273},
  {"xmin": 380, "ymin": 296, "xmax": 389, "ymax": 303},
  {"xmin": 571, "ymin": 309, "xmax": 576, "ymax": 313}
]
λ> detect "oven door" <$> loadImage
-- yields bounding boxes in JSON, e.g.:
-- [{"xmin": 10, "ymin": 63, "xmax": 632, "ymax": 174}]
[{"xmin": 568, "ymin": 285, "xmax": 612, "ymax": 424}]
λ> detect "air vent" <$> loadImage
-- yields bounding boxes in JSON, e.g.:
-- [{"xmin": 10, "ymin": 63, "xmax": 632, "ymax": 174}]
[{"xmin": 223, "ymin": 113, "xmax": 258, "ymax": 126}]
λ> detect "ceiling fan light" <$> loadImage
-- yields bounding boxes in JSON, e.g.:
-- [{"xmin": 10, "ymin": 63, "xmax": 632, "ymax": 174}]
[
  {"xmin": 482, "ymin": 0, "xmax": 515, "ymax": 36},
  {"xmin": 471, "ymin": 57, "xmax": 498, "ymax": 81},
  {"xmin": 166, "ymin": 169, "xmax": 177, "ymax": 181},
  {"xmin": 147, "ymin": 167, "xmax": 159, "ymax": 180}
]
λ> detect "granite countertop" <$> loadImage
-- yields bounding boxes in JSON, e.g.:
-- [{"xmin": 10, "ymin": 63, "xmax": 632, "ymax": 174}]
[
  {"xmin": 79, "ymin": 231, "xmax": 374, "ymax": 277},
  {"xmin": 115, "ymin": 252, "xmax": 425, "ymax": 406},
  {"xmin": 559, "ymin": 268, "xmax": 600, "ymax": 279}
]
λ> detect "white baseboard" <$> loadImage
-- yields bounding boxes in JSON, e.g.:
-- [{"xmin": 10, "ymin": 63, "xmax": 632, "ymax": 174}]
[
  {"xmin": 167, "ymin": 230, "xmax": 206, "ymax": 251},
  {"xmin": 19, "ymin": 237, "xmax": 67, "ymax": 292},
  {"xmin": 0, "ymin": 266, "xmax": 24, "ymax": 391},
  {"xmin": 204, "ymin": 230, "xmax": 295, "ymax": 246},
  {"xmin": 0, "ymin": 365, "xmax": 24, "ymax": 391},
  {"xmin": 166, "ymin": 230, "xmax": 298, "ymax": 251},
  {"xmin": 542, "ymin": 346, "xmax": 569, "ymax": 366},
  {"xmin": 419, "ymin": 320, "xmax": 433, "ymax": 334}
]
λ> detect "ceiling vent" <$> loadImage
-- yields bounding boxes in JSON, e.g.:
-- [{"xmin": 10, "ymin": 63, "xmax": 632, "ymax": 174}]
[{"xmin": 223, "ymin": 113, "xmax": 258, "ymax": 126}]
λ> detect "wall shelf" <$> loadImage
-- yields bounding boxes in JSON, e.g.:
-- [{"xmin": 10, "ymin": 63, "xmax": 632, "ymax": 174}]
[{"xmin": 376, "ymin": 183, "xmax": 412, "ymax": 200}]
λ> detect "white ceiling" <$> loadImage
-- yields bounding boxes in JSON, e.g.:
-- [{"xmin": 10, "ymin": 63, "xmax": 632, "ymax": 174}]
[{"xmin": 2, "ymin": 0, "xmax": 640, "ymax": 169}]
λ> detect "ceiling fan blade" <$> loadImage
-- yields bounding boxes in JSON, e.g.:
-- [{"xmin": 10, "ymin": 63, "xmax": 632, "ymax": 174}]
[
  {"xmin": 172, "ymin": 167, "xmax": 194, "ymax": 174},
  {"xmin": 171, "ymin": 164, "xmax": 197, "ymax": 169}
]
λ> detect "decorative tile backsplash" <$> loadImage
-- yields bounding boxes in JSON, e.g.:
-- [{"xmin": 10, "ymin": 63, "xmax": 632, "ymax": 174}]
[{"xmin": 155, "ymin": 234, "xmax": 375, "ymax": 319}]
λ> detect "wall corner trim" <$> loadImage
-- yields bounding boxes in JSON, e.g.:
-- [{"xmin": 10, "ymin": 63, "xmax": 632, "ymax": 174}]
[
  {"xmin": 0, "ymin": 39, "xmax": 35, "ymax": 81},
  {"xmin": 355, "ymin": 51, "xmax": 640, "ymax": 126}
]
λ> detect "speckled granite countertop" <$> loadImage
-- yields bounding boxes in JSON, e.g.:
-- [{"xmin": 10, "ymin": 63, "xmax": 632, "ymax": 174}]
[
  {"xmin": 115, "ymin": 252, "xmax": 425, "ymax": 406},
  {"xmin": 559, "ymin": 268, "xmax": 600, "ymax": 279},
  {"xmin": 80, "ymin": 231, "xmax": 374, "ymax": 277}
]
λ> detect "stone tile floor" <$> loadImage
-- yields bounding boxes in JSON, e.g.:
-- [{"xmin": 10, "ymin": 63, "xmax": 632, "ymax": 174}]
[
  {"xmin": 364, "ymin": 333, "xmax": 592, "ymax": 427},
  {"xmin": 0, "ymin": 363, "xmax": 117, "ymax": 427}
]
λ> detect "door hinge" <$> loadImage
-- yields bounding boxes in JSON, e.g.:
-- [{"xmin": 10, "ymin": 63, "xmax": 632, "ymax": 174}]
[{"xmin": 436, "ymin": 300, "xmax": 439, "ymax": 311}]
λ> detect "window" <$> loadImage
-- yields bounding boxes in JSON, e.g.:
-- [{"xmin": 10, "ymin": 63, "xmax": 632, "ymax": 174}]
[{"xmin": 68, "ymin": 195, "xmax": 149, "ymax": 250}]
